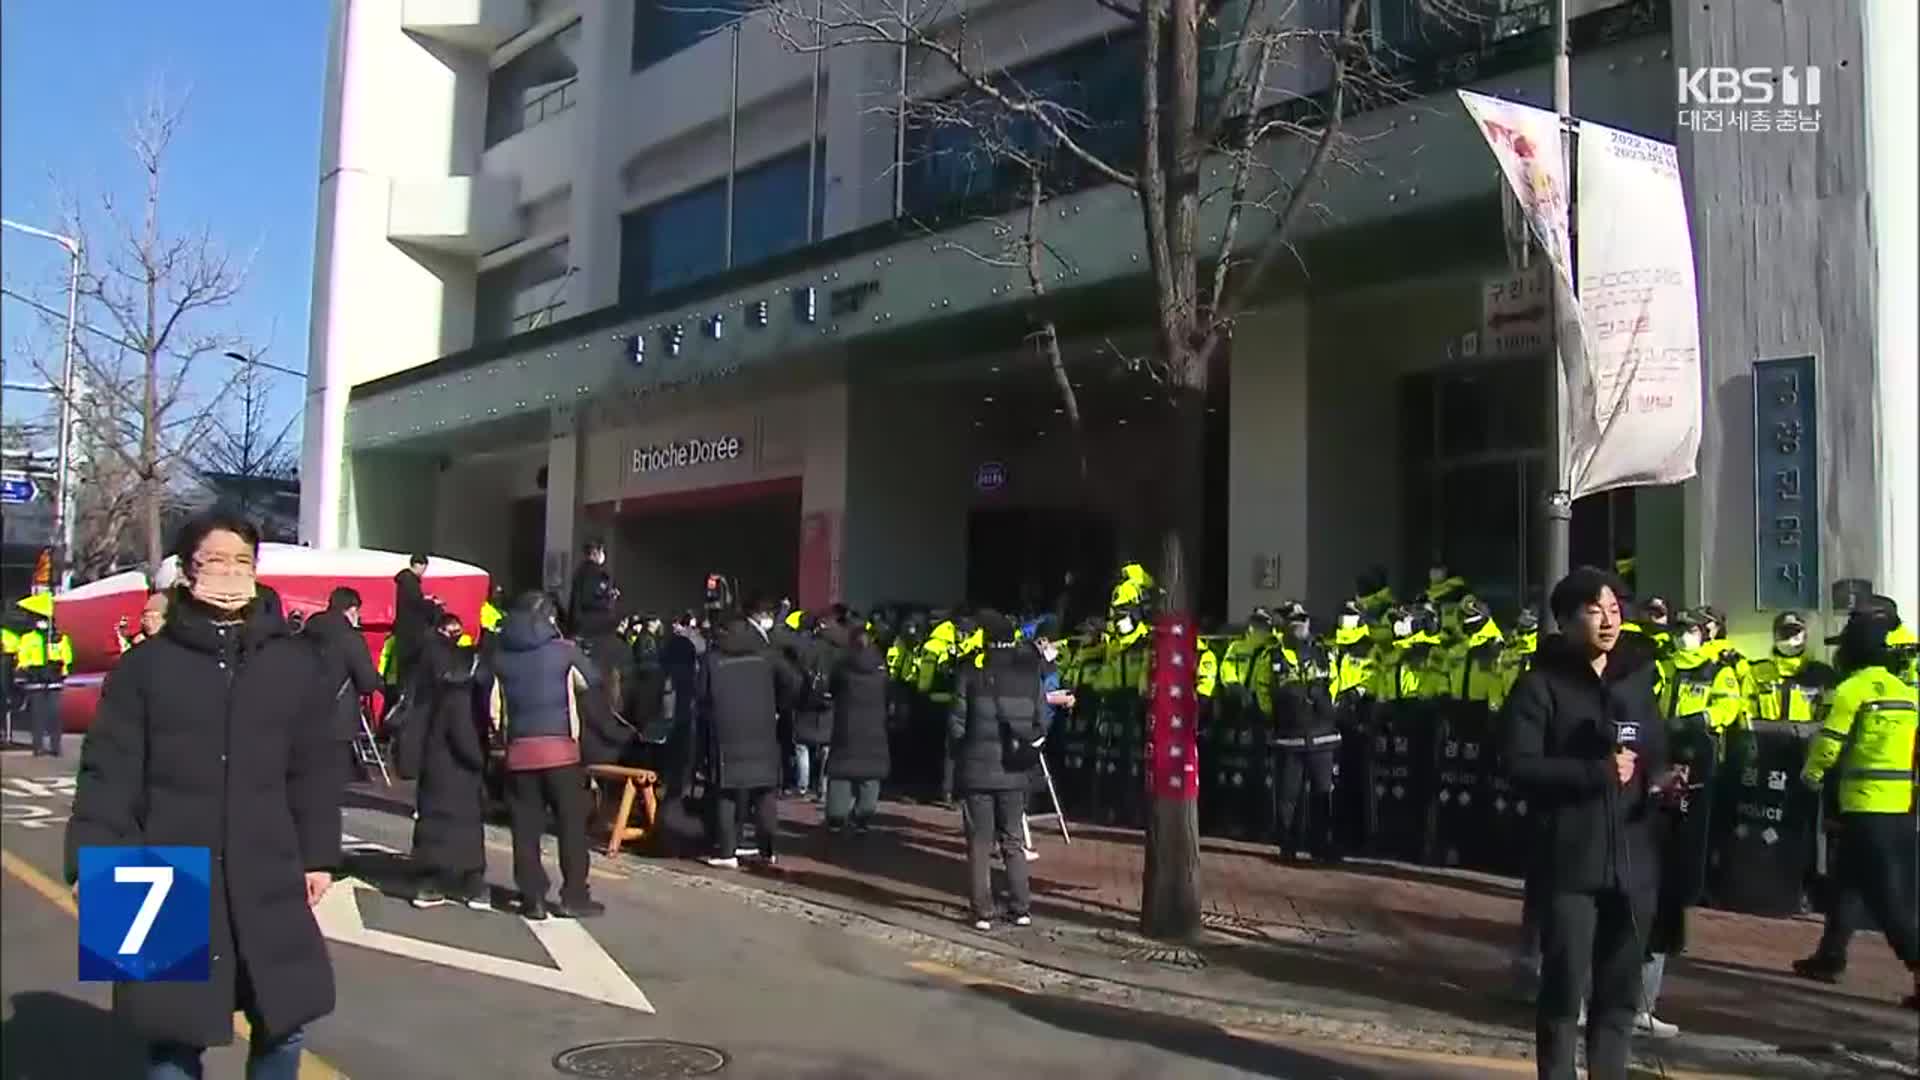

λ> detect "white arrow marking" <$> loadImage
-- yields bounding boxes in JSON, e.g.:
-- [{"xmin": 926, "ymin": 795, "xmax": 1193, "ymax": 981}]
[{"xmin": 313, "ymin": 878, "xmax": 654, "ymax": 1014}]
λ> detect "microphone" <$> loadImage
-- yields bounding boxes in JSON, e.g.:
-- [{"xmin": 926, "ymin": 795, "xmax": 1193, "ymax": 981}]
[{"xmin": 1612, "ymin": 719, "xmax": 1641, "ymax": 752}]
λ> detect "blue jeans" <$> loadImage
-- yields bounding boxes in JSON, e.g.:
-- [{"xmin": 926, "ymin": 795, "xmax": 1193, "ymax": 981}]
[
  {"xmin": 148, "ymin": 1027, "xmax": 304, "ymax": 1080},
  {"xmin": 793, "ymin": 743, "xmax": 827, "ymax": 794}
]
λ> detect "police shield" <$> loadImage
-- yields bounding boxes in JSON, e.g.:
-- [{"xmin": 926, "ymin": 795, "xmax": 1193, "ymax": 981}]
[{"xmin": 1709, "ymin": 723, "xmax": 1817, "ymax": 917}]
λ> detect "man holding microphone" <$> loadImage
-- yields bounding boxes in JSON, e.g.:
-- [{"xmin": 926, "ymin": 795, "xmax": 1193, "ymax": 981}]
[{"xmin": 1503, "ymin": 567, "xmax": 1680, "ymax": 1080}]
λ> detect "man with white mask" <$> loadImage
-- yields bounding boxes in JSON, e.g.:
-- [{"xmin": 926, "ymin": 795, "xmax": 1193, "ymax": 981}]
[{"xmin": 1749, "ymin": 611, "xmax": 1836, "ymax": 727}]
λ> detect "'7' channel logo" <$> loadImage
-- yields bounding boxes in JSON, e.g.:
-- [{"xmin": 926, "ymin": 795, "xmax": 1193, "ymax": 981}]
[{"xmin": 77, "ymin": 846, "xmax": 212, "ymax": 982}]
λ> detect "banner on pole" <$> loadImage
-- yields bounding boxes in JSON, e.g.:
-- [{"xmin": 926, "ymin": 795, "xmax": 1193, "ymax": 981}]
[
  {"xmin": 1458, "ymin": 91, "xmax": 1703, "ymax": 498},
  {"xmin": 1567, "ymin": 120, "xmax": 1703, "ymax": 496}
]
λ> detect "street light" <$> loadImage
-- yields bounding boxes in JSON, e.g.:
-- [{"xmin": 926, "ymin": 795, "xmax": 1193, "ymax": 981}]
[
  {"xmin": 3, "ymin": 217, "xmax": 81, "ymax": 595},
  {"xmin": 223, "ymin": 350, "xmax": 307, "ymax": 381}
]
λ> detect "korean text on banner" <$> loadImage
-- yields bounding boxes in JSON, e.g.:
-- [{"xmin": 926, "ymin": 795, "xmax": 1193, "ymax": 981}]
[{"xmin": 1569, "ymin": 122, "xmax": 1703, "ymax": 496}]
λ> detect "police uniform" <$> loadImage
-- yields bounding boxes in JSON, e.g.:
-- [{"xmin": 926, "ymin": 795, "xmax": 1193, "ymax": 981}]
[
  {"xmin": 1268, "ymin": 610, "xmax": 1339, "ymax": 860},
  {"xmin": 1794, "ymin": 599, "xmax": 1919, "ymax": 1006},
  {"xmin": 15, "ymin": 623, "xmax": 73, "ymax": 756}
]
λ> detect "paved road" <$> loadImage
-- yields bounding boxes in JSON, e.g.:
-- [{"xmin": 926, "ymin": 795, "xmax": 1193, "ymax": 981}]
[{"xmin": 3, "ymin": 749, "xmax": 1539, "ymax": 1079}]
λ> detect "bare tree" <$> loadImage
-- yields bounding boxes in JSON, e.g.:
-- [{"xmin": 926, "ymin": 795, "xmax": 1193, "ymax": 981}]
[
  {"xmin": 194, "ymin": 351, "xmax": 298, "ymax": 523},
  {"xmin": 20, "ymin": 87, "xmax": 256, "ymax": 572},
  {"xmin": 763, "ymin": 0, "xmax": 1459, "ymax": 938}
]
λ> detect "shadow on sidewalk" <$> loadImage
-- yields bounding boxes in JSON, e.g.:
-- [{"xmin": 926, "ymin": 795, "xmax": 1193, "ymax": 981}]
[
  {"xmin": 2, "ymin": 992, "xmax": 143, "ymax": 1080},
  {"xmin": 1312, "ymin": 859, "xmax": 1528, "ymax": 905},
  {"xmin": 952, "ymin": 982, "xmax": 1400, "ymax": 1078},
  {"xmin": 1200, "ymin": 930, "xmax": 1533, "ymax": 1032}
]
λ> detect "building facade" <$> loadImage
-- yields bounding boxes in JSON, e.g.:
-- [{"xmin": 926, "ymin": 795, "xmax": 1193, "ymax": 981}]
[{"xmin": 303, "ymin": 0, "xmax": 1915, "ymax": 644}]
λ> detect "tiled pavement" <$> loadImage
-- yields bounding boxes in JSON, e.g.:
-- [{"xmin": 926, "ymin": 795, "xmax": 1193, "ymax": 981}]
[{"xmin": 347, "ymin": 777, "xmax": 1917, "ymax": 1060}]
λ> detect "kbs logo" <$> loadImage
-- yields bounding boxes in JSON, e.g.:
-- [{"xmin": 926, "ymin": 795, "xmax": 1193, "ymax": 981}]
[
  {"xmin": 77, "ymin": 846, "xmax": 212, "ymax": 982},
  {"xmin": 1676, "ymin": 66, "xmax": 1821, "ymax": 107}
]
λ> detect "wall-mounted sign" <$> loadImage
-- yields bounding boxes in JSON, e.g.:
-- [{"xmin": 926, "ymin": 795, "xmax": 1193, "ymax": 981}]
[
  {"xmin": 1480, "ymin": 265, "xmax": 1552, "ymax": 357},
  {"xmin": 1752, "ymin": 355, "xmax": 1818, "ymax": 611},
  {"xmin": 830, "ymin": 280, "xmax": 880, "ymax": 317},
  {"xmin": 974, "ymin": 461, "xmax": 1007, "ymax": 492},
  {"xmin": 1251, "ymin": 553, "xmax": 1280, "ymax": 590},
  {"xmin": 631, "ymin": 435, "xmax": 744, "ymax": 475}
]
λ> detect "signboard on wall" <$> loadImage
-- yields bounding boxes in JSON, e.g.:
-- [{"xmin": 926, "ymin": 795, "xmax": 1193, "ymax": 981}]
[
  {"xmin": 1480, "ymin": 265, "xmax": 1552, "ymax": 356},
  {"xmin": 1752, "ymin": 355, "xmax": 1819, "ymax": 611},
  {"xmin": 974, "ymin": 461, "xmax": 1007, "ymax": 493}
]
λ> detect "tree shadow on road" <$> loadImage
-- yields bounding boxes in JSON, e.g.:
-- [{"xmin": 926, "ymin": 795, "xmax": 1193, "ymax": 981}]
[
  {"xmin": 1, "ymin": 992, "xmax": 143, "ymax": 1080},
  {"xmin": 951, "ymin": 982, "xmax": 1403, "ymax": 1078}
]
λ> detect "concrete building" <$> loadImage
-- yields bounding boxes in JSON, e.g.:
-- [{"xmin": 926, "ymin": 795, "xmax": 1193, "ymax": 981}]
[{"xmin": 302, "ymin": 0, "xmax": 1915, "ymax": 643}]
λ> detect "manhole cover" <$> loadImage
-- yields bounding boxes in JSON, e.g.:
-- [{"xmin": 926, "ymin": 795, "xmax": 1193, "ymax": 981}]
[{"xmin": 553, "ymin": 1040, "xmax": 728, "ymax": 1078}]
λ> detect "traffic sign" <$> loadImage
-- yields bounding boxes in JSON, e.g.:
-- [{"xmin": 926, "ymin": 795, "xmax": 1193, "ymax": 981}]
[{"xmin": 0, "ymin": 474, "xmax": 39, "ymax": 504}]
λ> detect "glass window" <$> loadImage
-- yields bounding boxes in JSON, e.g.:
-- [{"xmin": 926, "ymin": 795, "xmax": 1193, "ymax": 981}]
[
  {"xmin": 486, "ymin": 21, "xmax": 583, "ymax": 147},
  {"xmin": 902, "ymin": 31, "xmax": 1143, "ymax": 220},
  {"xmin": 632, "ymin": 0, "xmax": 757, "ymax": 72},
  {"xmin": 476, "ymin": 241, "xmax": 571, "ymax": 343},
  {"xmin": 617, "ymin": 144, "xmax": 823, "ymax": 303}
]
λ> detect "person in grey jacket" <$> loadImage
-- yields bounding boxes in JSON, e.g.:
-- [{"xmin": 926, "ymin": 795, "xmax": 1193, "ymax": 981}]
[{"xmin": 948, "ymin": 610, "xmax": 1046, "ymax": 931}]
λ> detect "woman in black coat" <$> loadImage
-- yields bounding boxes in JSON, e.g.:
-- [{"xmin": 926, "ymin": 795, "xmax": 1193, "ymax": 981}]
[
  {"xmin": 406, "ymin": 612, "xmax": 489, "ymax": 910},
  {"xmin": 65, "ymin": 512, "xmax": 339, "ymax": 1075},
  {"xmin": 825, "ymin": 628, "xmax": 891, "ymax": 831}
]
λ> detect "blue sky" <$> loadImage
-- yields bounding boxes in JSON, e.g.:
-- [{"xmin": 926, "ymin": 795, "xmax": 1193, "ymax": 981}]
[{"xmin": 1, "ymin": 0, "xmax": 330, "ymax": 451}]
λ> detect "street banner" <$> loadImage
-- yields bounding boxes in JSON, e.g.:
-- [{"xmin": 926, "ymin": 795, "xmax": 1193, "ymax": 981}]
[
  {"xmin": 1459, "ymin": 91, "xmax": 1702, "ymax": 497},
  {"xmin": 1569, "ymin": 120, "xmax": 1703, "ymax": 496}
]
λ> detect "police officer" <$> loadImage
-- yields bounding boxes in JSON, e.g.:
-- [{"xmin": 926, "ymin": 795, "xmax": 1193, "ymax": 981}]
[
  {"xmin": 1268, "ymin": 602, "xmax": 1339, "ymax": 861},
  {"xmin": 1792, "ymin": 596, "xmax": 1919, "ymax": 1010},
  {"xmin": 16, "ymin": 615, "xmax": 73, "ymax": 757},
  {"xmin": 1749, "ymin": 611, "xmax": 1835, "ymax": 726}
]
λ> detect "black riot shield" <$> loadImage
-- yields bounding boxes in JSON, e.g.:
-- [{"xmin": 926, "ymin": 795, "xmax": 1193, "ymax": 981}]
[
  {"xmin": 1336, "ymin": 698, "xmax": 1378, "ymax": 853},
  {"xmin": 1370, "ymin": 698, "xmax": 1441, "ymax": 863},
  {"xmin": 1708, "ymin": 722, "xmax": 1818, "ymax": 916},
  {"xmin": 1480, "ymin": 708, "xmax": 1531, "ymax": 878},
  {"xmin": 1661, "ymin": 720, "xmax": 1720, "ymax": 909},
  {"xmin": 1054, "ymin": 690, "xmax": 1099, "ymax": 820},
  {"xmin": 1208, "ymin": 688, "xmax": 1257, "ymax": 839},
  {"xmin": 1432, "ymin": 702, "xmax": 1494, "ymax": 869}
]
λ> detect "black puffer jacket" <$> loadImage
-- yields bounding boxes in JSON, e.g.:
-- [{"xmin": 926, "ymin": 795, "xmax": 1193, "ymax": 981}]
[
  {"xmin": 948, "ymin": 643, "xmax": 1047, "ymax": 792},
  {"xmin": 791, "ymin": 632, "xmax": 839, "ymax": 746},
  {"xmin": 827, "ymin": 645, "xmax": 890, "ymax": 781},
  {"xmin": 304, "ymin": 609, "xmax": 380, "ymax": 740},
  {"xmin": 65, "ymin": 593, "xmax": 339, "ymax": 1047},
  {"xmin": 408, "ymin": 636, "xmax": 486, "ymax": 874},
  {"xmin": 1502, "ymin": 633, "xmax": 1666, "ymax": 896},
  {"xmin": 700, "ymin": 621, "xmax": 785, "ymax": 790}
]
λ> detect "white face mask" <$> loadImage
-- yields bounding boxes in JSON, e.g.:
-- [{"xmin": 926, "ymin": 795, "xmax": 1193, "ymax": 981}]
[
  {"xmin": 753, "ymin": 615, "xmax": 775, "ymax": 632},
  {"xmin": 1679, "ymin": 630, "xmax": 1704, "ymax": 652},
  {"xmin": 1775, "ymin": 631, "xmax": 1806, "ymax": 656},
  {"xmin": 1338, "ymin": 614, "xmax": 1361, "ymax": 630},
  {"xmin": 1115, "ymin": 616, "xmax": 1135, "ymax": 635},
  {"xmin": 1391, "ymin": 617, "xmax": 1413, "ymax": 638},
  {"xmin": 1040, "ymin": 643, "xmax": 1059, "ymax": 663}
]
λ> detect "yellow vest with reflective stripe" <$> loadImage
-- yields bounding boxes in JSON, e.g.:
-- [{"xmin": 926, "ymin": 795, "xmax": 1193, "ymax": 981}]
[
  {"xmin": 1195, "ymin": 642, "xmax": 1218, "ymax": 698},
  {"xmin": 480, "ymin": 601, "xmax": 503, "ymax": 632},
  {"xmin": 1802, "ymin": 665, "xmax": 1917, "ymax": 814},
  {"xmin": 1750, "ymin": 653, "xmax": 1828, "ymax": 724}
]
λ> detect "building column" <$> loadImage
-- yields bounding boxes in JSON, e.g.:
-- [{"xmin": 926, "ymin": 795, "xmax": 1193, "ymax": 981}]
[
  {"xmin": 1227, "ymin": 301, "xmax": 1309, "ymax": 618},
  {"xmin": 1864, "ymin": 0, "xmax": 1918, "ymax": 619},
  {"xmin": 543, "ymin": 406, "xmax": 585, "ymax": 597},
  {"xmin": 567, "ymin": 0, "xmax": 634, "ymax": 314}
]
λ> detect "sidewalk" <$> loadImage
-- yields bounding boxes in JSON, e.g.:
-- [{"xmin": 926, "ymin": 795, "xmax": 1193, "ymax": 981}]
[{"xmin": 347, "ymin": 779, "xmax": 1919, "ymax": 1073}]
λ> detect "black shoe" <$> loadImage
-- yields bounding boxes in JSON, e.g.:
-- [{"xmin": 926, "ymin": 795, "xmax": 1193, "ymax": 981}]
[
  {"xmin": 411, "ymin": 886, "xmax": 450, "ymax": 909},
  {"xmin": 1790, "ymin": 956, "xmax": 1844, "ymax": 984},
  {"xmin": 521, "ymin": 897, "xmax": 550, "ymax": 921},
  {"xmin": 554, "ymin": 896, "xmax": 605, "ymax": 919}
]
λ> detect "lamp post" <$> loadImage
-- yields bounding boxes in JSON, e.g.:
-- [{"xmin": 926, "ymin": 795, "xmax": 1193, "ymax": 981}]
[{"xmin": 2, "ymin": 218, "xmax": 81, "ymax": 594}]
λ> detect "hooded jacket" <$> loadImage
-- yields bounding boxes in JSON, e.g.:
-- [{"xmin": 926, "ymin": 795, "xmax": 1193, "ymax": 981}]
[
  {"xmin": 948, "ymin": 642, "xmax": 1047, "ymax": 792},
  {"xmin": 487, "ymin": 610, "xmax": 594, "ymax": 770},
  {"xmin": 1502, "ymin": 632, "xmax": 1666, "ymax": 896},
  {"xmin": 700, "ymin": 620, "xmax": 787, "ymax": 790}
]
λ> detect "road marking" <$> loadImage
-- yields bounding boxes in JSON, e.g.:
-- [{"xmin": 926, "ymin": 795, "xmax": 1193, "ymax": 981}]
[
  {"xmin": 906, "ymin": 959, "xmax": 1030, "ymax": 994},
  {"xmin": 0, "ymin": 846, "xmax": 346, "ymax": 1079},
  {"xmin": 312, "ymin": 877, "xmax": 654, "ymax": 1014}
]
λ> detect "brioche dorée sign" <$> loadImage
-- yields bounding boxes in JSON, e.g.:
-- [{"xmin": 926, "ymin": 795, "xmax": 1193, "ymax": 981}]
[{"xmin": 629, "ymin": 435, "xmax": 743, "ymax": 474}]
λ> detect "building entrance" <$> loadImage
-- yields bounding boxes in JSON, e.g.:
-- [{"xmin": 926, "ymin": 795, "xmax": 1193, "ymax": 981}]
[
  {"xmin": 604, "ymin": 480, "xmax": 802, "ymax": 614},
  {"xmin": 966, "ymin": 507, "xmax": 1115, "ymax": 619}
]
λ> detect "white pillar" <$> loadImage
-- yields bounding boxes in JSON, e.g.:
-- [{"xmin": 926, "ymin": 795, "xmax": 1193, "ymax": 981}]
[{"xmin": 1864, "ymin": 0, "xmax": 1918, "ymax": 619}]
